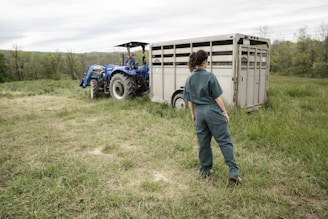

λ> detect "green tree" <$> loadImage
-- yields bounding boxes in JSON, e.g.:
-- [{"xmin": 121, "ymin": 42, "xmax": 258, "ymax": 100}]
[
  {"xmin": 291, "ymin": 52, "xmax": 312, "ymax": 76},
  {"xmin": 293, "ymin": 26, "xmax": 316, "ymax": 76},
  {"xmin": 0, "ymin": 52, "xmax": 12, "ymax": 82},
  {"xmin": 27, "ymin": 53, "xmax": 39, "ymax": 80},
  {"xmin": 312, "ymin": 62, "xmax": 328, "ymax": 77},
  {"xmin": 42, "ymin": 51, "xmax": 63, "ymax": 80},
  {"xmin": 65, "ymin": 50, "xmax": 78, "ymax": 80},
  {"xmin": 312, "ymin": 23, "xmax": 328, "ymax": 77},
  {"xmin": 270, "ymin": 40, "xmax": 295, "ymax": 74}
]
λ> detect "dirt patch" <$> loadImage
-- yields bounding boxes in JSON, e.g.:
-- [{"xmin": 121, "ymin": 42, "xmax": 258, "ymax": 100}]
[
  {"xmin": 153, "ymin": 171, "xmax": 169, "ymax": 182},
  {"xmin": 88, "ymin": 147, "xmax": 116, "ymax": 160},
  {"xmin": 90, "ymin": 148, "xmax": 104, "ymax": 155}
]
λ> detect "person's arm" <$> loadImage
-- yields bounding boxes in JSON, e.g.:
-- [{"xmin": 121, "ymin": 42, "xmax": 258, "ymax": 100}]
[
  {"xmin": 187, "ymin": 101, "xmax": 196, "ymax": 123},
  {"xmin": 215, "ymin": 96, "xmax": 230, "ymax": 123}
]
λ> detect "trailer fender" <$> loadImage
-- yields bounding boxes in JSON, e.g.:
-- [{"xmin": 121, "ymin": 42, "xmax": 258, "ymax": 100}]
[{"xmin": 171, "ymin": 90, "xmax": 186, "ymax": 109}]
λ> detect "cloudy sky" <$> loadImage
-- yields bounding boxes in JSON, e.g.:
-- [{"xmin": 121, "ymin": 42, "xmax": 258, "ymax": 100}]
[{"xmin": 1, "ymin": 0, "xmax": 327, "ymax": 53}]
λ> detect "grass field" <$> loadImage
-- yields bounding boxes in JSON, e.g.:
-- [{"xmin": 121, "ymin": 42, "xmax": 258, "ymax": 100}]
[{"xmin": 0, "ymin": 75, "xmax": 327, "ymax": 218}]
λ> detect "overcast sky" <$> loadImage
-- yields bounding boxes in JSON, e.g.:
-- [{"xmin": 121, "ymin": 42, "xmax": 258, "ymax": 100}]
[{"xmin": 1, "ymin": 0, "xmax": 327, "ymax": 53}]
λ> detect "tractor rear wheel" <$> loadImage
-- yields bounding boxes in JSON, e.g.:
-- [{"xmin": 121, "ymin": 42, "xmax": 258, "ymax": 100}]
[
  {"xmin": 90, "ymin": 79, "xmax": 98, "ymax": 99},
  {"xmin": 110, "ymin": 73, "xmax": 136, "ymax": 100}
]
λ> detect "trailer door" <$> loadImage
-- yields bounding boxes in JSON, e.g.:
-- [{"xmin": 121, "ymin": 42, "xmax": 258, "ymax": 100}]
[{"xmin": 237, "ymin": 45, "xmax": 269, "ymax": 110}]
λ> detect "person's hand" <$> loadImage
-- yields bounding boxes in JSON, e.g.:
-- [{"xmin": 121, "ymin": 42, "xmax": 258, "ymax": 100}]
[
  {"xmin": 191, "ymin": 114, "xmax": 196, "ymax": 124},
  {"xmin": 224, "ymin": 112, "xmax": 230, "ymax": 123}
]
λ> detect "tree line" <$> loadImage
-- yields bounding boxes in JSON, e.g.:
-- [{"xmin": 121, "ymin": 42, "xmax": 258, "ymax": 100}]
[
  {"xmin": 0, "ymin": 26, "xmax": 327, "ymax": 83},
  {"xmin": 270, "ymin": 26, "xmax": 328, "ymax": 78},
  {"xmin": 0, "ymin": 48, "xmax": 128, "ymax": 83}
]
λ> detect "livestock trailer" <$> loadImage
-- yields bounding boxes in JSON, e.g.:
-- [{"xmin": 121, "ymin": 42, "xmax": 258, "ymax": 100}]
[{"xmin": 149, "ymin": 33, "xmax": 270, "ymax": 111}]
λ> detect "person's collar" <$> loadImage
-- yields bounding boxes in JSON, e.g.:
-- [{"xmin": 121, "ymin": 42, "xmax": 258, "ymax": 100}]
[{"xmin": 195, "ymin": 67, "xmax": 206, "ymax": 71}]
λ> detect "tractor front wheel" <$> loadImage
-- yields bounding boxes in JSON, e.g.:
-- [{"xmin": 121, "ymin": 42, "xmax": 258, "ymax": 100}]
[
  {"xmin": 109, "ymin": 73, "xmax": 136, "ymax": 100},
  {"xmin": 90, "ymin": 79, "xmax": 99, "ymax": 99}
]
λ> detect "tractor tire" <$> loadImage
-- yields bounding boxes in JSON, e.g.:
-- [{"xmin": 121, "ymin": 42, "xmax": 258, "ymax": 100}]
[
  {"xmin": 90, "ymin": 79, "xmax": 99, "ymax": 99},
  {"xmin": 109, "ymin": 73, "xmax": 136, "ymax": 100},
  {"xmin": 172, "ymin": 93, "xmax": 186, "ymax": 109}
]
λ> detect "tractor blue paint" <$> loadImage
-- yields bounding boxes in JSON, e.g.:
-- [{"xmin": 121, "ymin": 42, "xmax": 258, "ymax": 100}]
[{"xmin": 79, "ymin": 42, "xmax": 149, "ymax": 100}]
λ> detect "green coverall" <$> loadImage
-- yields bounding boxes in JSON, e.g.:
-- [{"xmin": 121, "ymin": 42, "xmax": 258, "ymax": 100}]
[{"xmin": 184, "ymin": 68, "xmax": 239, "ymax": 177}]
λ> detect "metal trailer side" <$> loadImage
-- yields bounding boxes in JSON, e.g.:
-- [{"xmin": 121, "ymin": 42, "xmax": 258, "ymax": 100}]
[{"xmin": 149, "ymin": 33, "xmax": 270, "ymax": 111}]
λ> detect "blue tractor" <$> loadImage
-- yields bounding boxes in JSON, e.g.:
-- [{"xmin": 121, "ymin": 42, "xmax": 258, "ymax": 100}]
[{"xmin": 80, "ymin": 42, "xmax": 149, "ymax": 100}]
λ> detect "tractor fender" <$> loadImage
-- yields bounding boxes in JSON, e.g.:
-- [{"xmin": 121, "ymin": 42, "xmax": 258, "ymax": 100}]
[{"xmin": 110, "ymin": 68, "xmax": 137, "ymax": 80}]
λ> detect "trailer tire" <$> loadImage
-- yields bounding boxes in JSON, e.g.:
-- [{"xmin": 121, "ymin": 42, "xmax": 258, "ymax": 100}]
[
  {"xmin": 110, "ymin": 73, "xmax": 136, "ymax": 100},
  {"xmin": 172, "ymin": 93, "xmax": 186, "ymax": 109},
  {"xmin": 90, "ymin": 79, "xmax": 98, "ymax": 99}
]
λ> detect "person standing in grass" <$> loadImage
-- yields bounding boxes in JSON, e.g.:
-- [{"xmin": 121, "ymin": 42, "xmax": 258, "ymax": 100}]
[{"xmin": 183, "ymin": 49, "xmax": 242, "ymax": 183}]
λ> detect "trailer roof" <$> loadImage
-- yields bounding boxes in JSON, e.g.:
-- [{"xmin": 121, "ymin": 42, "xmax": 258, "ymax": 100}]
[{"xmin": 150, "ymin": 33, "xmax": 270, "ymax": 47}]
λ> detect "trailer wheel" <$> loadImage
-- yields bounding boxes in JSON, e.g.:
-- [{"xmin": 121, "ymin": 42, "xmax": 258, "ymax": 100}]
[
  {"xmin": 110, "ymin": 73, "xmax": 136, "ymax": 100},
  {"xmin": 90, "ymin": 79, "xmax": 98, "ymax": 99},
  {"xmin": 173, "ymin": 93, "xmax": 186, "ymax": 109}
]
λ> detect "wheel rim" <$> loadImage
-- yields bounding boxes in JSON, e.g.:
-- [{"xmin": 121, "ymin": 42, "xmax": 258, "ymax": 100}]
[
  {"xmin": 174, "ymin": 97, "xmax": 186, "ymax": 109},
  {"xmin": 113, "ymin": 80, "xmax": 125, "ymax": 99}
]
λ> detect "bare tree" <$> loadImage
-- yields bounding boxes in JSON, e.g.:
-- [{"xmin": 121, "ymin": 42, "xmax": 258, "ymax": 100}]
[
  {"xmin": 294, "ymin": 25, "xmax": 313, "ymax": 56},
  {"xmin": 295, "ymin": 25, "xmax": 311, "ymax": 42},
  {"xmin": 256, "ymin": 26, "xmax": 272, "ymax": 38},
  {"xmin": 12, "ymin": 44, "xmax": 24, "ymax": 81},
  {"xmin": 316, "ymin": 22, "xmax": 328, "ymax": 62},
  {"xmin": 316, "ymin": 22, "xmax": 328, "ymax": 41},
  {"xmin": 66, "ymin": 49, "xmax": 77, "ymax": 79},
  {"xmin": 78, "ymin": 53, "xmax": 88, "ymax": 78}
]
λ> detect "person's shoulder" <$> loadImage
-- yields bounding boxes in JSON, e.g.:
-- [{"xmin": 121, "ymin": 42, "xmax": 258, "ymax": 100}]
[
  {"xmin": 208, "ymin": 71, "xmax": 216, "ymax": 76},
  {"xmin": 204, "ymin": 70, "xmax": 214, "ymax": 77},
  {"xmin": 186, "ymin": 72, "xmax": 197, "ymax": 81},
  {"xmin": 208, "ymin": 72, "xmax": 219, "ymax": 82}
]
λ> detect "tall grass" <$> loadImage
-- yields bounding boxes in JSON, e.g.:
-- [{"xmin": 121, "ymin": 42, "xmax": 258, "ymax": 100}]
[{"xmin": 0, "ymin": 76, "xmax": 327, "ymax": 218}]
